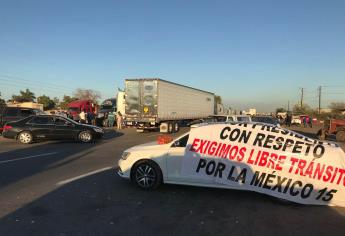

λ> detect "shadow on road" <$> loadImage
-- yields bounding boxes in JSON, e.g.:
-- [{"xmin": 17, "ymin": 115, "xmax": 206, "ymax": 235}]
[
  {"xmin": 0, "ymin": 170, "xmax": 345, "ymax": 236},
  {"xmin": 0, "ymin": 130, "xmax": 123, "ymax": 189}
]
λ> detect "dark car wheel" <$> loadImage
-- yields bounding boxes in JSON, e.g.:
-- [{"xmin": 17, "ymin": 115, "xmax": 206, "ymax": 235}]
[
  {"xmin": 18, "ymin": 131, "xmax": 33, "ymax": 144},
  {"xmin": 132, "ymin": 161, "xmax": 162, "ymax": 190},
  {"xmin": 78, "ymin": 131, "xmax": 93, "ymax": 143}
]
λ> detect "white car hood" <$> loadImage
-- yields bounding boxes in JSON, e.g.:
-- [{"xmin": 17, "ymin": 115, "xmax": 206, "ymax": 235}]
[{"xmin": 126, "ymin": 141, "xmax": 171, "ymax": 152}]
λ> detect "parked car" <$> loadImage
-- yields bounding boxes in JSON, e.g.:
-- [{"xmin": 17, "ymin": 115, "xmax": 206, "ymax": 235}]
[
  {"xmin": 252, "ymin": 116, "xmax": 280, "ymax": 127},
  {"xmin": 291, "ymin": 115, "xmax": 302, "ymax": 125},
  {"xmin": 2, "ymin": 115, "xmax": 104, "ymax": 144},
  {"xmin": 0, "ymin": 106, "xmax": 43, "ymax": 133},
  {"xmin": 117, "ymin": 122, "xmax": 345, "ymax": 207}
]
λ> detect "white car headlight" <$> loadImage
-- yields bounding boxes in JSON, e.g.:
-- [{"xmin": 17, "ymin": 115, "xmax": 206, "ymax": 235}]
[
  {"xmin": 121, "ymin": 152, "xmax": 131, "ymax": 160},
  {"xmin": 93, "ymin": 127, "xmax": 104, "ymax": 133}
]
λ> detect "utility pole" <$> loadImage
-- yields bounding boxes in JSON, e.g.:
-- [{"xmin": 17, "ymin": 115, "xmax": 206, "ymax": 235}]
[
  {"xmin": 318, "ymin": 86, "xmax": 322, "ymax": 114},
  {"xmin": 300, "ymin": 88, "xmax": 304, "ymax": 108},
  {"xmin": 287, "ymin": 100, "xmax": 290, "ymax": 112}
]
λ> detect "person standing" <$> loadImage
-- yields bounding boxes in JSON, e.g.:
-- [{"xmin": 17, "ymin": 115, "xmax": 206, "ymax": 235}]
[
  {"xmin": 309, "ymin": 116, "xmax": 313, "ymax": 128},
  {"xmin": 303, "ymin": 116, "xmax": 307, "ymax": 128},
  {"xmin": 79, "ymin": 110, "xmax": 86, "ymax": 124},
  {"xmin": 67, "ymin": 111, "xmax": 73, "ymax": 120},
  {"xmin": 91, "ymin": 111, "xmax": 96, "ymax": 126},
  {"xmin": 117, "ymin": 111, "xmax": 123, "ymax": 130},
  {"xmin": 286, "ymin": 114, "xmax": 292, "ymax": 127},
  {"xmin": 87, "ymin": 111, "xmax": 93, "ymax": 124}
]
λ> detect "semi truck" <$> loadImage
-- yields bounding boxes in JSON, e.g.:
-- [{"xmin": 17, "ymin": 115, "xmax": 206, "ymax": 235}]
[
  {"xmin": 125, "ymin": 78, "xmax": 215, "ymax": 133},
  {"xmin": 67, "ymin": 100, "xmax": 96, "ymax": 121}
]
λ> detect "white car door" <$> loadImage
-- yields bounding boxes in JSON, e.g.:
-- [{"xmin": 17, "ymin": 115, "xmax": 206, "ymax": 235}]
[{"xmin": 166, "ymin": 134, "xmax": 213, "ymax": 184}]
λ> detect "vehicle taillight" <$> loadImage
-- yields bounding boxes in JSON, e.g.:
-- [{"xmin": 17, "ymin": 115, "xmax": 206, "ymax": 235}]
[
  {"xmin": 3, "ymin": 125, "xmax": 13, "ymax": 131},
  {"xmin": 157, "ymin": 135, "xmax": 173, "ymax": 144}
]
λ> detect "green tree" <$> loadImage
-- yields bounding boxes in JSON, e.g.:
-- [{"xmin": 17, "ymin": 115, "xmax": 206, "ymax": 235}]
[
  {"xmin": 59, "ymin": 95, "xmax": 78, "ymax": 110},
  {"xmin": 37, "ymin": 95, "xmax": 55, "ymax": 110},
  {"xmin": 53, "ymin": 97, "xmax": 60, "ymax": 108},
  {"xmin": 276, "ymin": 107, "xmax": 286, "ymax": 113},
  {"xmin": 329, "ymin": 102, "xmax": 345, "ymax": 113},
  {"xmin": 293, "ymin": 103, "xmax": 312, "ymax": 115},
  {"xmin": 12, "ymin": 89, "xmax": 36, "ymax": 102},
  {"xmin": 73, "ymin": 88, "xmax": 101, "ymax": 105}
]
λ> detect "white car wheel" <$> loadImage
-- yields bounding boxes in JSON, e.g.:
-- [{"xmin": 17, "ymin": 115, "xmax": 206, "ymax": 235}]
[
  {"xmin": 18, "ymin": 131, "xmax": 33, "ymax": 144},
  {"xmin": 78, "ymin": 131, "xmax": 92, "ymax": 143}
]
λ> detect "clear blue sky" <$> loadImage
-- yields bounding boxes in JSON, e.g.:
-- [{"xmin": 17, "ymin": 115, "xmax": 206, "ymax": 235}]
[{"xmin": 1, "ymin": 0, "xmax": 345, "ymax": 112}]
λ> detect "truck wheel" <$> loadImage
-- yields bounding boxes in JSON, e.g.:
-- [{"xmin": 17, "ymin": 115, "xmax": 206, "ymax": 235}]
[
  {"xmin": 174, "ymin": 122, "xmax": 179, "ymax": 133},
  {"xmin": 168, "ymin": 122, "xmax": 173, "ymax": 133},
  {"xmin": 317, "ymin": 129, "xmax": 325, "ymax": 140},
  {"xmin": 336, "ymin": 130, "xmax": 345, "ymax": 142}
]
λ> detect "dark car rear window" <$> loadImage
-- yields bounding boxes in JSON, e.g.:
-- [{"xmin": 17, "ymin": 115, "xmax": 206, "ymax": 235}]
[
  {"xmin": 5, "ymin": 108, "xmax": 18, "ymax": 117},
  {"xmin": 28, "ymin": 116, "xmax": 54, "ymax": 125},
  {"xmin": 20, "ymin": 109, "xmax": 35, "ymax": 117}
]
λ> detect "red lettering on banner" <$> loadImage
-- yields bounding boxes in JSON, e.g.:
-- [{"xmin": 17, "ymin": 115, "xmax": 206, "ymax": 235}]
[{"xmin": 190, "ymin": 138, "xmax": 200, "ymax": 152}]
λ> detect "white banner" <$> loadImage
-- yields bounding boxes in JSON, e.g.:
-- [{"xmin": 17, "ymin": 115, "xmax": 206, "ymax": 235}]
[{"xmin": 182, "ymin": 123, "xmax": 345, "ymax": 207}]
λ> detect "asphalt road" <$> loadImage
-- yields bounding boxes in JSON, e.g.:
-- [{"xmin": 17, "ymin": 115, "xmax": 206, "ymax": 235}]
[{"xmin": 0, "ymin": 126, "xmax": 345, "ymax": 236}]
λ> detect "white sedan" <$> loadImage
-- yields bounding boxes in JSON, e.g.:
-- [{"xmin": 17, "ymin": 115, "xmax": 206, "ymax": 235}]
[
  {"xmin": 118, "ymin": 133, "xmax": 190, "ymax": 189},
  {"xmin": 117, "ymin": 123, "xmax": 345, "ymax": 207}
]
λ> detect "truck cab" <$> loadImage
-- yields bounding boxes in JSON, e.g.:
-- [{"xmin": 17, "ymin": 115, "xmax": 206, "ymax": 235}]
[
  {"xmin": 97, "ymin": 98, "xmax": 117, "ymax": 126},
  {"xmin": 67, "ymin": 100, "xmax": 95, "ymax": 121}
]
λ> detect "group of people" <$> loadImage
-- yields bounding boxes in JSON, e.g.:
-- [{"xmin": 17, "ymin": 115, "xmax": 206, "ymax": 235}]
[
  {"xmin": 302, "ymin": 116, "xmax": 313, "ymax": 128},
  {"xmin": 106, "ymin": 111, "xmax": 123, "ymax": 130},
  {"xmin": 283, "ymin": 114, "xmax": 313, "ymax": 128},
  {"xmin": 78, "ymin": 110, "xmax": 96, "ymax": 126}
]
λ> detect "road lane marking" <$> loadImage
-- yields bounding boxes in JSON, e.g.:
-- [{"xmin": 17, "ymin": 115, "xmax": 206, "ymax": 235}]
[
  {"xmin": 56, "ymin": 166, "xmax": 113, "ymax": 186},
  {"xmin": 0, "ymin": 152, "xmax": 59, "ymax": 164}
]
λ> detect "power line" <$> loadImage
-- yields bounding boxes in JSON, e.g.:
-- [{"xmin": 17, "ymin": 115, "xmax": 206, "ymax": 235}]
[
  {"xmin": 0, "ymin": 78, "xmax": 73, "ymax": 94},
  {"xmin": 322, "ymin": 85, "xmax": 345, "ymax": 88},
  {"xmin": 0, "ymin": 75, "xmax": 77, "ymax": 91},
  {"xmin": 0, "ymin": 81, "xmax": 73, "ymax": 97}
]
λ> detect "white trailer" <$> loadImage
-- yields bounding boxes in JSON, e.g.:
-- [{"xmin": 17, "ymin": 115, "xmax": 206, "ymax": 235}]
[{"xmin": 125, "ymin": 78, "xmax": 215, "ymax": 132}]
